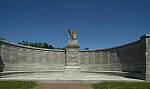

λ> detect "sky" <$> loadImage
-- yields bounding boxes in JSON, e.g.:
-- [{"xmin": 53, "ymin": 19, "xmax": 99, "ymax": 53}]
[{"xmin": 0, "ymin": 0, "xmax": 150, "ymax": 49}]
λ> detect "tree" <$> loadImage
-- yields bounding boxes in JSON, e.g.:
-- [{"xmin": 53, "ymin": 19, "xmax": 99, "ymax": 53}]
[
  {"xmin": 34, "ymin": 43, "xmax": 38, "ymax": 47},
  {"xmin": 24, "ymin": 41, "xmax": 29, "ymax": 46},
  {"xmin": 17, "ymin": 41, "xmax": 64, "ymax": 50},
  {"xmin": 19, "ymin": 40, "xmax": 29, "ymax": 46},
  {"xmin": 48, "ymin": 45, "xmax": 53, "ymax": 49},
  {"xmin": 22, "ymin": 40, "xmax": 25, "ymax": 45},
  {"xmin": 61, "ymin": 47, "xmax": 66, "ymax": 50},
  {"xmin": 43, "ymin": 43, "xmax": 48, "ymax": 48},
  {"xmin": 0, "ymin": 37, "xmax": 5, "ymax": 40},
  {"xmin": 84, "ymin": 48, "xmax": 89, "ymax": 50},
  {"xmin": 18, "ymin": 42, "xmax": 22, "ymax": 45},
  {"xmin": 29, "ymin": 43, "xmax": 34, "ymax": 47},
  {"xmin": 56, "ymin": 47, "xmax": 60, "ymax": 49},
  {"xmin": 37, "ymin": 42, "xmax": 42, "ymax": 48}
]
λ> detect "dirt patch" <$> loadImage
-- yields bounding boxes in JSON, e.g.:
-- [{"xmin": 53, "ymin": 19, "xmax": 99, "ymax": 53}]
[{"xmin": 34, "ymin": 82, "xmax": 92, "ymax": 89}]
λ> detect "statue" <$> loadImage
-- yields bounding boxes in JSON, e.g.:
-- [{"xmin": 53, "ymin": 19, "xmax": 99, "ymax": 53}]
[{"xmin": 68, "ymin": 29, "xmax": 77, "ymax": 40}]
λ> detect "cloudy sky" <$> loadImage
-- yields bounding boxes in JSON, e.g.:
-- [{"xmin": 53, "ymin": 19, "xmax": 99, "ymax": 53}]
[{"xmin": 0, "ymin": 0, "xmax": 149, "ymax": 49}]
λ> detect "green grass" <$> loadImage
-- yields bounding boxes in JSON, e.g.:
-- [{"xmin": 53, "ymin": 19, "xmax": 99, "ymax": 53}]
[
  {"xmin": 0, "ymin": 81, "xmax": 38, "ymax": 89},
  {"xmin": 91, "ymin": 82, "xmax": 150, "ymax": 89}
]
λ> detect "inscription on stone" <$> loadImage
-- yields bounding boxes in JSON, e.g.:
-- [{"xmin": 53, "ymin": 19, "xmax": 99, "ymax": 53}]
[{"xmin": 66, "ymin": 48, "xmax": 79, "ymax": 66}]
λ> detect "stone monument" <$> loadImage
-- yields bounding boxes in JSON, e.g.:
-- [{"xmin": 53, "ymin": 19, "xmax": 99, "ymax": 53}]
[{"xmin": 64, "ymin": 29, "xmax": 81, "ymax": 74}]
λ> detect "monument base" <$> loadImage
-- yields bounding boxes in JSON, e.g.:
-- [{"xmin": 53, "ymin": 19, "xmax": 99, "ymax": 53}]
[{"xmin": 64, "ymin": 66, "xmax": 81, "ymax": 74}]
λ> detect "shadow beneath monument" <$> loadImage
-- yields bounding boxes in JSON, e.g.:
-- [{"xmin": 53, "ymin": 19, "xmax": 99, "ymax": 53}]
[
  {"xmin": 83, "ymin": 71, "xmax": 145, "ymax": 80},
  {"xmin": 0, "ymin": 70, "xmax": 64, "ymax": 78},
  {"xmin": 0, "ymin": 56, "xmax": 5, "ymax": 72},
  {"xmin": 124, "ymin": 71, "xmax": 145, "ymax": 80}
]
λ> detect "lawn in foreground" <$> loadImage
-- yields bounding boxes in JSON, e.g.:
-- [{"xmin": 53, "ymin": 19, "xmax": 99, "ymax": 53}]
[
  {"xmin": 0, "ymin": 81, "xmax": 38, "ymax": 89},
  {"xmin": 91, "ymin": 82, "xmax": 150, "ymax": 89}
]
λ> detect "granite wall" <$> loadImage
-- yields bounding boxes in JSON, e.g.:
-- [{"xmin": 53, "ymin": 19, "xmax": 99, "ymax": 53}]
[
  {"xmin": 79, "ymin": 34, "xmax": 150, "ymax": 80},
  {"xmin": 0, "ymin": 34, "xmax": 150, "ymax": 81},
  {"xmin": 79, "ymin": 39, "xmax": 145, "ymax": 73},
  {"xmin": 0, "ymin": 40, "xmax": 65, "ymax": 71}
]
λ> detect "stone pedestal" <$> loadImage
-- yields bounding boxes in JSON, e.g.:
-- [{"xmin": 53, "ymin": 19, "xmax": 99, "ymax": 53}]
[
  {"xmin": 64, "ymin": 39, "xmax": 81, "ymax": 74},
  {"xmin": 64, "ymin": 66, "xmax": 81, "ymax": 74}
]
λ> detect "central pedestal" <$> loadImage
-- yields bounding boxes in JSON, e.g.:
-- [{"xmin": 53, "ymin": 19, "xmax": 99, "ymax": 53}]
[{"xmin": 64, "ymin": 39, "xmax": 81, "ymax": 74}]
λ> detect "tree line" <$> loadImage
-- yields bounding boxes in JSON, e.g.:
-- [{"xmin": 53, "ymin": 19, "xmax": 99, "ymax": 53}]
[
  {"xmin": 0, "ymin": 37, "xmax": 89, "ymax": 50},
  {"xmin": 0, "ymin": 37, "xmax": 5, "ymax": 40},
  {"xmin": 18, "ymin": 40, "xmax": 65, "ymax": 50}
]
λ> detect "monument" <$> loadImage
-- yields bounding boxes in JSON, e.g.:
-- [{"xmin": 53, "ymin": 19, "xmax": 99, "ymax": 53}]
[
  {"xmin": 0, "ymin": 31, "xmax": 150, "ymax": 82},
  {"xmin": 64, "ymin": 29, "xmax": 81, "ymax": 74}
]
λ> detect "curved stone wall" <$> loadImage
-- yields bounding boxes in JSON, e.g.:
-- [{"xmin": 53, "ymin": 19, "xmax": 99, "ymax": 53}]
[
  {"xmin": 79, "ymin": 40, "xmax": 145, "ymax": 73},
  {"xmin": 78, "ymin": 35, "xmax": 149, "ymax": 80},
  {"xmin": 0, "ymin": 40, "xmax": 65, "ymax": 71},
  {"xmin": 0, "ymin": 34, "xmax": 150, "ymax": 81}
]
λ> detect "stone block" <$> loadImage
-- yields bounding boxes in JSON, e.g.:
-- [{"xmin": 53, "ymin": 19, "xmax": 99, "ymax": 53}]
[
  {"xmin": 147, "ymin": 45, "xmax": 150, "ymax": 52},
  {"xmin": 146, "ymin": 73, "xmax": 150, "ymax": 81},
  {"xmin": 146, "ymin": 64, "xmax": 150, "ymax": 73},
  {"xmin": 95, "ymin": 58, "xmax": 101, "ymax": 64},
  {"xmin": 64, "ymin": 66, "xmax": 81, "ymax": 74}
]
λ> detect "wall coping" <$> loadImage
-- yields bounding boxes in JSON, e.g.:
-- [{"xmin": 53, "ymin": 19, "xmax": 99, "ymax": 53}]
[
  {"xmin": 140, "ymin": 34, "xmax": 150, "ymax": 39},
  {"xmin": 1, "ymin": 39, "xmax": 140, "ymax": 52},
  {"xmin": 80, "ymin": 40, "xmax": 141, "ymax": 52},
  {"xmin": 80, "ymin": 34, "xmax": 150, "ymax": 52},
  {"xmin": 0, "ymin": 40, "xmax": 65, "ymax": 52}
]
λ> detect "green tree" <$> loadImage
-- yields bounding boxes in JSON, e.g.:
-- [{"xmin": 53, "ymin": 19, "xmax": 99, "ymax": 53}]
[
  {"xmin": 84, "ymin": 48, "xmax": 89, "ymax": 50},
  {"xmin": 18, "ymin": 41, "xmax": 21, "ymax": 45},
  {"xmin": 48, "ymin": 45, "xmax": 53, "ymax": 49},
  {"xmin": 37, "ymin": 42, "xmax": 42, "ymax": 48},
  {"xmin": 0, "ymin": 37, "xmax": 5, "ymax": 40},
  {"xmin": 34, "ymin": 43, "xmax": 38, "ymax": 47},
  {"xmin": 43, "ymin": 43, "xmax": 48, "ymax": 48},
  {"xmin": 29, "ymin": 43, "xmax": 34, "ymax": 47},
  {"xmin": 17, "ymin": 41, "xmax": 67, "ymax": 49},
  {"xmin": 61, "ymin": 47, "xmax": 66, "ymax": 50},
  {"xmin": 24, "ymin": 41, "xmax": 29, "ymax": 46},
  {"xmin": 22, "ymin": 40, "xmax": 25, "ymax": 45},
  {"xmin": 19, "ymin": 40, "xmax": 29, "ymax": 46},
  {"xmin": 56, "ymin": 47, "xmax": 60, "ymax": 49}
]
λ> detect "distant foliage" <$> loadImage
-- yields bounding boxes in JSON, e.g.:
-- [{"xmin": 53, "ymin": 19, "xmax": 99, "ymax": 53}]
[
  {"xmin": 0, "ymin": 37, "xmax": 5, "ymax": 40},
  {"xmin": 18, "ymin": 40, "xmax": 65, "ymax": 50},
  {"xmin": 84, "ymin": 48, "xmax": 89, "ymax": 50}
]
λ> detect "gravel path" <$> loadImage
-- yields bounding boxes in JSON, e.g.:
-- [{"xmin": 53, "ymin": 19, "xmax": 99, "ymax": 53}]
[{"xmin": 34, "ymin": 83, "xmax": 92, "ymax": 89}]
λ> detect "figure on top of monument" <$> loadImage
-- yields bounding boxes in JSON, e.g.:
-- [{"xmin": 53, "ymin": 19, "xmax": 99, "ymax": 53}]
[{"xmin": 68, "ymin": 29, "xmax": 77, "ymax": 40}]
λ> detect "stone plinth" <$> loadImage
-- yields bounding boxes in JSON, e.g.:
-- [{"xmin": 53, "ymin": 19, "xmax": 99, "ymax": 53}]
[
  {"xmin": 64, "ymin": 66, "xmax": 81, "ymax": 74},
  {"xmin": 64, "ymin": 39, "xmax": 81, "ymax": 74},
  {"xmin": 66, "ymin": 40, "xmax": 79, "ymax": 48}
]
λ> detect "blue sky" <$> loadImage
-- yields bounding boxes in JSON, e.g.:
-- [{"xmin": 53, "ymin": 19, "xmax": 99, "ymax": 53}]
[{"xmin": 0, "ymin": 0, "xmax": 150, "ymax": 49}]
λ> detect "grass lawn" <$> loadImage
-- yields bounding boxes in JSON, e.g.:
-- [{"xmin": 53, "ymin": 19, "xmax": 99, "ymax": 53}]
[
  {"xmin": 0, "ymin": 81, "xmax": 38, "ymax": 89},
  {"xmin": 91, "ymin": 81, "xmax": 150, "ymax": 89}
]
